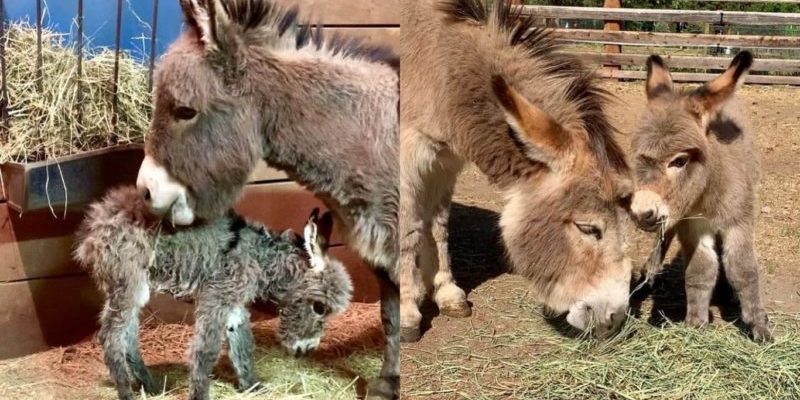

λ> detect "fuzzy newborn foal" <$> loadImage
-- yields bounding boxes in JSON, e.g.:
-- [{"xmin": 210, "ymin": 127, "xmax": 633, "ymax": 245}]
[{"xmin": 74, "ymin": 187, "xmax": 353, "ymax": 400}]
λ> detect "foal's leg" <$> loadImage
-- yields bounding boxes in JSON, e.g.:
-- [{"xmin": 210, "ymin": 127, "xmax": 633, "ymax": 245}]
[
  {"xmin": 678, "ymin": 222, "xmax": 719, "ymax": 328},
  {"xmin": 367, "ymin": 269, "xmax": 400, "ymax": 400},
  {"xmin": 399, "ymin": 128, "xmax": 438, "ymax": 342},
  {"xmin": 223, "ymin": 306, "xmax": 261, "ymax": 391},
  {"xmin": 99, "ymin": 276, "xmax": 150, "ymax": 400},
  {"xmin": 125, "ymin": 310, "xmax": 158, "ymax": 395},
  {"xmin": 99, "ymin": 297, "xmax": 136, "ymax": 400},
  {"xmin": 721, "ymin": 225, "xmax": 771, "ymax": 342},
  {"xmin": 429, "ymin": 157, "xmax": 469, "ymax": 317},
  {"xmin": 188, "ymin": 298, "xmax": 228, "ymax": 400}
]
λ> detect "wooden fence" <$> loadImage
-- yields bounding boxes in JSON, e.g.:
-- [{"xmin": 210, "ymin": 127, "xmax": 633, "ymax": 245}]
[
  {"xmin": 523, "ymin": 3, "xmax": 800, "ymax": 85},
  {"xmin": 0, "ymin": 0, "xmax": 397, "ymax": 360}
]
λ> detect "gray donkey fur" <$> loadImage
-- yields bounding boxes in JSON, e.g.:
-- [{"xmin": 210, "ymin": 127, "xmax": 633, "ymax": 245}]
[
  {"xmin": 134, "ymin": 1, "xmax": 399, "ymax": 396},
  {"xmin": 74, "ymin": 186, "xmax": 353, "ymax": 400},
  {"xmin": 629, "ymin": 51, "xmax": 771, "ymax": 342}
]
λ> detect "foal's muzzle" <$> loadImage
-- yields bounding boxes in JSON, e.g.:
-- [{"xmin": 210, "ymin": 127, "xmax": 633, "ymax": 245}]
[
  {"xmin": 136, "ymin": 155, "xmax": 196, "ymax": 225},
  {"xmin": 630, "ymin": 190, "xmax": 669, "ymax": 232},
  {"xmin": 284, "ymin": 337, "xmax": 321, "ymax": 357}
]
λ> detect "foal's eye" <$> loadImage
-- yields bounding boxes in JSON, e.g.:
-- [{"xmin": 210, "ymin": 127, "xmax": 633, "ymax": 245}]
[
  {"xmin": 312, "ymin": 301, "xmax": 328, "ymax": 316},
  {"xmin": 575, "ymin": 223, "xmax": 603, "ymax": 240},
  {"xmin": 668, "ymin": 154, "xmax": 690, "ymax": 169},
  {"xmin": 174, "ymin": 106, "xmax": 198, "ymax": 120}
]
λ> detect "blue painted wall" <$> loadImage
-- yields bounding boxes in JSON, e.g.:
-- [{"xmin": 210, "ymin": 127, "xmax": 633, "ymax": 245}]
[{"xmin": 5, "ymin": 0, "xmax": 184, "ymax": 61}]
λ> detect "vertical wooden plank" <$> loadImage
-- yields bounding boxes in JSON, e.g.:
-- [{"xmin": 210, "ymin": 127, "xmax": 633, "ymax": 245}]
[{"xmin": 603, "ymin": 0, "xmax": 622, "ymax": 73}]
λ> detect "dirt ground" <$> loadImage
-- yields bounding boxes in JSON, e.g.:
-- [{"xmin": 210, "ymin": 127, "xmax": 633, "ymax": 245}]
[{"xmin": 400, "ymin": 80, "xmax": 800, "ymax": 399}]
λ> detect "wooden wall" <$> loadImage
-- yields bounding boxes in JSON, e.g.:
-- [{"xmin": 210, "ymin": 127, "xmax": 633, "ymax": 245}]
[{"xmin": 0, "ymin": 0, "xmax": 398, "ymax": 360}]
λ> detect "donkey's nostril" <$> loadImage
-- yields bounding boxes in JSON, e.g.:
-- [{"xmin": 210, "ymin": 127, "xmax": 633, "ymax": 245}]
[
  {"xmin": 641, "ymin": 210, "xmax": 655, "ymax": 222},
  {"xmin": 142, "ymin": 189, "xmax": 151, "ymax": 202}
]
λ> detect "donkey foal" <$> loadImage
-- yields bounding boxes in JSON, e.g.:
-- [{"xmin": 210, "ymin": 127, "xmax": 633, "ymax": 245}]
[
  {"xmin": 74, "ymin": 187, "xmax": 353, "ymax": 400},
  {"xmin": 630, "ymin": 51, "xmax": 771, "ymax": 342}
]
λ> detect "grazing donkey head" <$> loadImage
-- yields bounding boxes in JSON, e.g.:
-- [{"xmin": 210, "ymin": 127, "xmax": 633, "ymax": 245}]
[
  {"xmin": 136, "ymin": 0, "xmax": 396, "ymax": 225},
  {"xmin": 630, "ymin": 51, "xmax": 753, "ymax": 232},
  {"xmin": 491, "ymin": 75, "xmax": 633, "ymax": 338},
  {"xmin": 277, "ymin": 210, "xmax": 353, "ymax": 356}
]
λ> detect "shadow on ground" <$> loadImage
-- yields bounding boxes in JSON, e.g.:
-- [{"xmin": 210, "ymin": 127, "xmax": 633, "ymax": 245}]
[
  {"xmin": 629, "ymin": 253, "xmax": 753, "ymax": 339},
  {"xmin": 419, "ymin": 202, "xmax": 509, "ymax": 335}
]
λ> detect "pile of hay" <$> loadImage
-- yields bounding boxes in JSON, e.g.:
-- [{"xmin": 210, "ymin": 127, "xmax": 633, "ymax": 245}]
[
  {"xmin": 403, "ymin": 290, "xmax": 800, "ymax": 400},
  {"xmin": 0, "ymin": 23, "xmax": 151, "ymax": 163}
]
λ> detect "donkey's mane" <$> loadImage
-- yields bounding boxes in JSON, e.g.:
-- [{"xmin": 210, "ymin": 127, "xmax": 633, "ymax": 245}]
[
  {"xmin": 437, "ymin": 0, "xmax": 628, "ymax": 172},
  {"xmin": 220, "ymin": 0, "xmax": 399, "ymax": 71}
]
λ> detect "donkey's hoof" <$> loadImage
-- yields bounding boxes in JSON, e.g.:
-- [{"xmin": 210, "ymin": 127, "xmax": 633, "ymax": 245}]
[
  {"xmin": 751, "ymin": 324, "xmax": 773, "ymax": 343},
  {"xmin": 439, "ymin": 302, "xmax": 472, "ymax": 318},
  {"xmin": 400, "ymin": 326, "xmax": 421, "ymax": 342},
  {"xmin": 365, "ymin": 375, "xmax": 399, "ymax": 400},
  {"xmin": 685, "ymin": 315, "xmax": 708, "ymax": 329}
]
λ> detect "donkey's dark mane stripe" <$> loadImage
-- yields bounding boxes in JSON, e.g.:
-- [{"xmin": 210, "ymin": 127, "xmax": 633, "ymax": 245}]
[
  {"xmin": 221, "ymin": 0, "xmax": 398, "ymax": 71},
  {"xmin": 437, "ymin": 0, "xmax": 628, "ymax": 172}
]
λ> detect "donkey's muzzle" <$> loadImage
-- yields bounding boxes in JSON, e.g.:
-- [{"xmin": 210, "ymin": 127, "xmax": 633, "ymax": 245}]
[
  {"xmin": 633, "ymin": 211, "xmax": 663, "ymax": 232},
  {"xmin": 136, "ymin": 155, "xmax": 196, "ymax": 225}
]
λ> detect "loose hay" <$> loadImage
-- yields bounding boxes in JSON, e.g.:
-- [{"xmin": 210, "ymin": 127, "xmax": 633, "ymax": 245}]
[
  {"xmin": 0, "ymin": 303, "xmax": 383, "ymax": 399},
  {"xmin": 0, "ymin": 23, "xmax": 150, "ymax": 163},
  {"xmin": 403, "ymin": 286, "xmax": 800, "ymax": 400}
]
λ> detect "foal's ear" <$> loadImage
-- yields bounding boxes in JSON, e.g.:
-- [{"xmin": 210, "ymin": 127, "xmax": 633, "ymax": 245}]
[
  {"xmin": 491, "ymin": 75, "xmax": 570, "ymax": 167},
  {"xmin": 645, "ymin": 55, "xmax": 673, "ymax": 101},
  {"xmin": 180, "ymin": 0, "xmax": 239, "ymax": 60},
  {"xmin": 686, "ymin": 51, "xmax": 752, "ymax": 122}
]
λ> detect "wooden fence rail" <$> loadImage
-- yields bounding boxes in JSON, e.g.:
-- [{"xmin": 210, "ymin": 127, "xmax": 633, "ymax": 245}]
[
  {"xmin": 552, "ymin": 29, "xmax": 800, "ymax": 49},
  {"xmin": 597, "ymin": 69, "xmax": 800, "ymax": 85},
  {"xmin": 521, "ymin": 5, "xmax": 800, "ymax": 25},
  {"xmin": 568, "ymin": 52, "xmax": 800, "ymax": 72}
]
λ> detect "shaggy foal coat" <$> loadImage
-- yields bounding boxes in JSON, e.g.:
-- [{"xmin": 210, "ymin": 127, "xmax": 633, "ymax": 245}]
[
  {"xmin": 630, "ymin": 52, "xmax": 770, "ymax": 341},
  {"xmin": 74, "ymin": 187, "xmax": 352, "ymax": 400}
]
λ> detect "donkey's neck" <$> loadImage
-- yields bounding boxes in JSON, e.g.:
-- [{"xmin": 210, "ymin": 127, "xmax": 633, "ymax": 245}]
[{"xmin": 247, "ymin": 51, "xmax": 399, "ymax": 265}]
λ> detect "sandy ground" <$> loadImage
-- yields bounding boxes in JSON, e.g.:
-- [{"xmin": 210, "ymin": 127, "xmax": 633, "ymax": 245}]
[{"xmin": 400, "ymin": 80, "xmax": 800, "ymax": 398}]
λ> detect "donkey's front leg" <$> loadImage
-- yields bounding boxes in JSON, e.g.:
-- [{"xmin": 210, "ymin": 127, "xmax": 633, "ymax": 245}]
[
  {"xmin": 224, "ymin": 306, "xmax": 261, "ymax": 391},
  {"xmin": 399, "ymin": 128, "xmax": 434, "ymax": 342},
  {"xmin": 721, "ymin": 225, "xmax": 771, "ymax": 342},
  {"xmin": 125, "ymin": 312, "xmax": 158, "ymax": 395},
  {"xmin": 431, "ymin": 176, "xmax": 469, "ymax": 318},
  {"xmin": 99, "ymin": 299, "xmax": 137, "ymax": 400},
  {"xmin": 367, "ymin": 270, "xmax": 400, "ymax": 400},
  {"xmin": 188, "ymin": 299, "xmax": 228, "ymax": 400},
  {"xmin": 680, "ymin": 227, "xmax": 719, "ymax": 328}
]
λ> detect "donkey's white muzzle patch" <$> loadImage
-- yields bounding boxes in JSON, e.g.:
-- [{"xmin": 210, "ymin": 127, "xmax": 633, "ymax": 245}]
[
  {"xmin": 136, "ymin": 155, "xmax": 195, "ymax": 225},
  {"xmin": 566, "ymin": 277, "xmax": 629, "ymax": 338}
]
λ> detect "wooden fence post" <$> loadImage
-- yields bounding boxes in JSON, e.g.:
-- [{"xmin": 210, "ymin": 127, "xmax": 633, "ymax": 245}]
[{"xmin": 603, "ymin": 0, "xmax": 622, "ymax": 73}]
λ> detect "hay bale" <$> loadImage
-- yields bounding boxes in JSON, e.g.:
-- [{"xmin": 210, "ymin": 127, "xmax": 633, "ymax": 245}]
[{"xmin": 0, "ymin": 23, "xmax": 150, "ymax": 163}]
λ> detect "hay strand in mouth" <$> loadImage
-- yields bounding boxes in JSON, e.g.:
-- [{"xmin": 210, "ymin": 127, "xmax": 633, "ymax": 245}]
[{"xmin": 0, "ymin": 22, "xmax": 150, "ymax": 164}]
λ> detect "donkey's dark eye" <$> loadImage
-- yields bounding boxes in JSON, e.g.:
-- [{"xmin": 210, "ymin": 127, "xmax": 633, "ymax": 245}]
[
  {"xmin": 174, "ymin": 106, "xmax": 198, "ymax": 120},
  {"xmin": 575, "ymin": 223, "xmax": 603, "ymax": 240},
  {"xmin": 312, "ymin": 301, "xmax": 327, "ymax": 316},
  {"xmin": 668, "ymin": 155, "xmax": 690, "ymax": 169}
]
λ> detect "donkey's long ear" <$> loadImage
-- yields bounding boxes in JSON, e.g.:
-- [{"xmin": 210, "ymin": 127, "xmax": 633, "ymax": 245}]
[
  {"xmin": 686, "ymin": 51, "xmax": 752, "ymax": 122},
  {"xmin": 304, "ymin": 209, "xmax": 327, "ymax": 273},
  {"xmin": 645, "ymin": 55, "xmax": 673, "ymax": 101},
  {"xmin": 491, "ymin": 75, "xmax": 569, "ymax": 167},
  {"xmin": 180, "ymin": 0, "xmax": 239, "ymax": 60}
]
